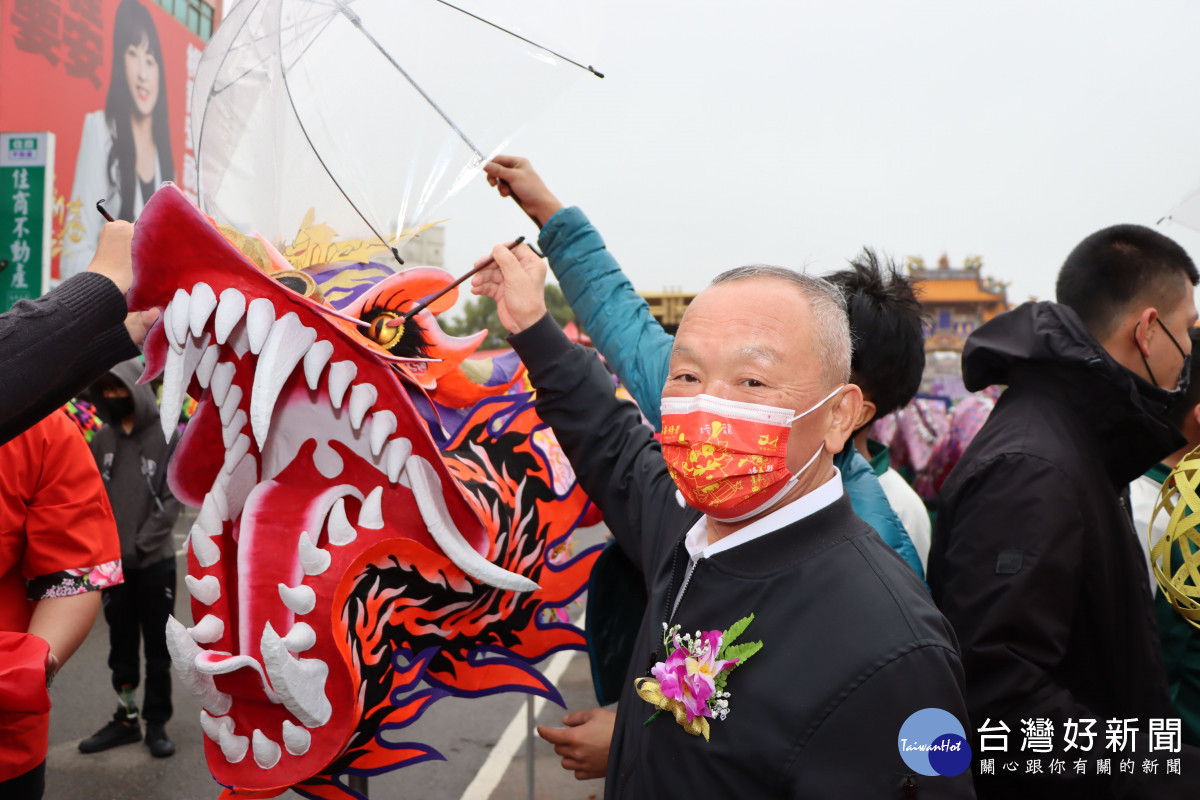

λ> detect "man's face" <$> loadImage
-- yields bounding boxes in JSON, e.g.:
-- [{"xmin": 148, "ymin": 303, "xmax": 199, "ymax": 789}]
[
  {"xmin": 663, "ymin": 276, "xmax": 842, "ymax": 474},
  {"xmin": 1148, "ymin": 281, "xmax": 1198, "ymax": 390}
]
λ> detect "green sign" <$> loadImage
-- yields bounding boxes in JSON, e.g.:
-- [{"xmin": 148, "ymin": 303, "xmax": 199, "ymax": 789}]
[{"xmin": 0, "ymin": 132, "xmax": 55, "ymax": 311}]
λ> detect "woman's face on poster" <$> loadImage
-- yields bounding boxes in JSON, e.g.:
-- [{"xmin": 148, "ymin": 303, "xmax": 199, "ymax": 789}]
[{"xmin": 124, "ymin": 31, "xmax": 159, "ymax": 118}]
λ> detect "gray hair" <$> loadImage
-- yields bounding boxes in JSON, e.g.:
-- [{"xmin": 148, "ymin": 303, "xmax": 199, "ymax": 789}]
[{"xmin": 710, "ymin": 265, "xmax": 852, "ymax": 389}]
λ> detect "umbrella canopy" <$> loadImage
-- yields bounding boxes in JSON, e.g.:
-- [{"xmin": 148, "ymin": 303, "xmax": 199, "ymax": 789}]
[{"xmin": 192, "ymin": 0, "xmax": 600, "ymax": 263}]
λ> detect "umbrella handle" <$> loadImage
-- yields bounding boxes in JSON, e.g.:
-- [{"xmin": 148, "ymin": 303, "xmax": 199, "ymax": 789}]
[
  {"xmin": 499, "ymin": 179, "xmax": 542, "ymax": 229},
  {"xmin": 391, "ymin": 236, "xmax": 526, "ymax": 325}
]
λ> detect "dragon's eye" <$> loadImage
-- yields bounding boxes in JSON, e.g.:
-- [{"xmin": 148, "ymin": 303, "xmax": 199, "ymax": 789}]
[
  {"xmin": 272, "ymin": 269, "xmax": 324, "ymax": 302},
  {"xmin": 368, "ymin": 313, "xmax": 403, "ymax": 348}
]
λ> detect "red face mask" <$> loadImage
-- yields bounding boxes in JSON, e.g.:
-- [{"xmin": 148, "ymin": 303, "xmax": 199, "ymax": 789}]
[{"xmin": 660, "ymin": 388, "xmax": 841, "ymax": 522}]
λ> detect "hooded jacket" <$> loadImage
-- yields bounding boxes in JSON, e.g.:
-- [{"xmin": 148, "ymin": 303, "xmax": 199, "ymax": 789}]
[
  {"xmin": 85, "ymin": 359, "xmax": 181, "ymax": 570},
  {"xmin": 928, "ymin": 302, "xmax": 1198, "ymax": 798}
]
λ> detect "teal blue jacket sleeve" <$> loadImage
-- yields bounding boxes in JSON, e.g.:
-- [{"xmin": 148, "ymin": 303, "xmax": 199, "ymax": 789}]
[
  {"xmin": 538, "ymin": 206, "xmax": 672, "ymax": 429},
  {"xmin": 538, "ymin": 206, "xmax": 924, "ymax": 580}
]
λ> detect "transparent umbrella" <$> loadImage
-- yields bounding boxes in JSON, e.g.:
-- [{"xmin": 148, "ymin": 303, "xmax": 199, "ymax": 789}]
[{"xmin": 192, "ymin": 0, "xmax": 602, "ymax": 264}]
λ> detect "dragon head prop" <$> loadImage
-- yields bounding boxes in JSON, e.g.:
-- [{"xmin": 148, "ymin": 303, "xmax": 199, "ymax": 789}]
[{"xmin": 128, "ymin": 185, "xmax": 598, "ymax": 798}]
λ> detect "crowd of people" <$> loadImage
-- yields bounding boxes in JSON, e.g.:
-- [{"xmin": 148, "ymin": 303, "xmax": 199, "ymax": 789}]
[{"xmin": 2, "ymin": 155, "xmax": 1200, "ymax": 799}]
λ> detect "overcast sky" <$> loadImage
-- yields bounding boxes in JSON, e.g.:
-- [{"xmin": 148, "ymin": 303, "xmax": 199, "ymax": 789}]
[{"xmin": 417, "ymin": 0, "xmax": 1200, "ymax": 309}]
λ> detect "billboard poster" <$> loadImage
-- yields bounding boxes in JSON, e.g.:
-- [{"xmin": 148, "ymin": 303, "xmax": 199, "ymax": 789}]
[{"xmin": 0, "ymin": 0, "xmax": 211, "ymax": 280}]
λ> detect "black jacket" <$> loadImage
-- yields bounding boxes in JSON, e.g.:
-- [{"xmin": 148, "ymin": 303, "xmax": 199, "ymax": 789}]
[
  {"xmin": 84, "ymin": 359, "xmax": 181, "ymax": 570},
  {"xmin": 928, "ymin": 301, "xmax": 1200, "ymax": 798},
  {"xmin": 512, "ymin": 314, "xmax": 974, "ymax": 799}
]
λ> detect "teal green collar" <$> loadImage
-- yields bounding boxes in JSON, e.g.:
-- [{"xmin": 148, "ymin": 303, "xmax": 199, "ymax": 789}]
[
  {"xmin": 1145, "ymin": 461, "xmax": 1173, "ymax": 486},
  {"xmin": 866, "ymin": 439, "xmax": 889, "ymax": 478}
]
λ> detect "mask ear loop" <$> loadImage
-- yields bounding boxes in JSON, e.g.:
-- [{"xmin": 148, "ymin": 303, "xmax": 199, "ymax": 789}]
[{"xmin": 786, "ymin": 385, "xmax": 845, "ymax": 423}]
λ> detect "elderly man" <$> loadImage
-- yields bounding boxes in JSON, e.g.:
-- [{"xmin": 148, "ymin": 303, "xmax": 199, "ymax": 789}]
[{"xmin": 476, "ymin": 243, "xmax": 974, "ymax": 797}]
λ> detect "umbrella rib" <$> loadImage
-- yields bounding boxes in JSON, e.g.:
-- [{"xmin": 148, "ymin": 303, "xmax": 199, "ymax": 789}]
[
  {"xmin": 431, "ymin": 0, "xmax": 604, "ymax": 78},
  {"xmin": 333, "ymin": 0, "xmax": 483, "ymax": 160}
]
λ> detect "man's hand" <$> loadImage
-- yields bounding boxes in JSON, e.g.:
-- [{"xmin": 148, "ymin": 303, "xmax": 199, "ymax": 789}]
[
  {"xmin": 85, "ymin": 221, "xmax": 135, "ymax": 294},
  {"xmin": 483, "ymin": 156, "xmax": 564, "ymax": 230},
  {"xmin": 536, "ymin": 707, "xmax": 615, "ymax": 780},
  {"xmin": 125, "ymin": 308, "xmax": 161, "ymax": 347},
  {"xmin": 471, "ymin": 242, "xmax": 547, "ymax": 334}
]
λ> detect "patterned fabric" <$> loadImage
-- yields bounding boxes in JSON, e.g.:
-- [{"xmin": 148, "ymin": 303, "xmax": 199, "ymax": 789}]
[
  {"xmin": 26, "ymin": 559, "xmax": 123, "ymax": 601},
  {"xmin": 63, "ymin": 399, "xmax": 104, "ymax": 442},
  {"xmin": 918, "ymin": 386, "xmax": 1002, "ymax": 498}
]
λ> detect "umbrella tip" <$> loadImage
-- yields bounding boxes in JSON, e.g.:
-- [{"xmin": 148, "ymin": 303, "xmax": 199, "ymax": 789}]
[
  {"xmin": 589, "ymin": 66, "xmax": 605, "ymax": 79},
  {"xmin": 391, "ymin": 246, "xmax": 405, "ymax": 266}
]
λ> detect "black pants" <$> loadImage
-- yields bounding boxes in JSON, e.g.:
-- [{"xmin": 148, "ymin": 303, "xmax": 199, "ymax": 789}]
[
  {"xmin": 0, "ymin": 761, "xmax": 45, "ymax": 800},
  {"xmin": 102, "ymin": 559, "xmax": 175, "ymax": 724}
]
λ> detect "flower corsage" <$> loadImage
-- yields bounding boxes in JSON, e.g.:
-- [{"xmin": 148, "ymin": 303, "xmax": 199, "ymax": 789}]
[{"xmin": 634, "ymin": 613, "xmax": 763, "ymax": 741}]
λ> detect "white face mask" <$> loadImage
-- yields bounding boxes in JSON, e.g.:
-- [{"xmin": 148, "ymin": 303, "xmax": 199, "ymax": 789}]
[{"xmin": 660, "ymin": 387, "xmax": 843, "ymax": 522}]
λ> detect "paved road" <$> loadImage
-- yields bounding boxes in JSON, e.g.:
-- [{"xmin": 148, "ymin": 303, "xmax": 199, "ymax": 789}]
[{"xmin": 44, "ymin": 511, "xmax": 610, "ymax": 800}]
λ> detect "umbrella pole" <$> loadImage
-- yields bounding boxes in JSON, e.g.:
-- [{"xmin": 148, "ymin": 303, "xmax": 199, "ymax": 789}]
[{"xmin": 348, "ymin": 774, "xmax": 369, "ymax": 797}]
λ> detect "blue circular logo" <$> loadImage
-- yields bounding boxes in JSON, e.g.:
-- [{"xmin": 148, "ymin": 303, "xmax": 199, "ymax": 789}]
[{"xmin": 897, "ymin": 708, "xmax": 972, "ymax": 777}]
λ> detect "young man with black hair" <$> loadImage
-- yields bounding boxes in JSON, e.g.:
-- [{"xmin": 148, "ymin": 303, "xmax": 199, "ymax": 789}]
[
  {"xmin": 929, "ymin": 224, "xmax": 1200, "ymax": 798},
  {"xmin": 1130, "ymin": 326, "xmax": 1200, "ymax": 748},
  {"xmin": 826, "ymin": 250, "xmax": 932, "ymax": 567}
]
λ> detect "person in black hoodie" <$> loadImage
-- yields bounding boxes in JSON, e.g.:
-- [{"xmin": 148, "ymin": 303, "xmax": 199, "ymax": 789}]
[
  {"xmin": 928, "ymin": 224, "xmax": 1200, "ymax": 798},
  {"xmin": 476, "ymin": 243, "xmax": 975, "ymax": 799},
  {"xmin": 77, "ymin": 358, "xmax": 181, "ymax": 758}
]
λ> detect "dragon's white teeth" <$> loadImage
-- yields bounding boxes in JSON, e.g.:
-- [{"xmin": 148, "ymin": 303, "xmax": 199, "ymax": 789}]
[
  {"xmin": 225, "ymin": 433, "xmax": 251, "ymax": 475},
  {"xmin": 198, "ymin": 491, "xmax": 224, "ymax": 531},
  {"xmin": 251, "ymin": 312, "xmax": 318, "ymax": 449},
  {"xmin": 170, "ymin": 288, "xmax": 192, "ymax": 345},
  {"xmin": 297, "ymin": 532, "xmax": 331, "ymax": 577},
  {"xmin": 281, "ymin": 720, "xmax": 311, "ymax": 756},
  {"xmin": 214, "ymin": 289, "xmax": 246, "ymax": 345},
  {"xmin": 199, "ymin": 710, "xmax": 232, "ymax": 745},
  {"xmin": 189, "ymin": 614, "xmax": 225, "ymax": 644},
  {"xmin": 348, "ymin": 383, "xmax": 377, "ymax": 430},
  {"xmin": 222, "ymin": 409, "xmax": 248, "ymax": 450},
  {"xmin": 406, "ymin": 455, "xmax": 540, "ymax": 593},
  {"xmin": 219, "ymin": 385, "xmax": 244, "ymax": 427},
  {"xmin": 246, "ymin": 298, "xmax": 275, "ymax": 355},
  {"xmin": 359, "ymin": 486, "xmax": 384, "ymax": 530},
  {"xmin": 369, "ymin": 410, "xmax": 396, "ymax": 458},
  {"xmin": 162, "ymin": 302, "xmax": 183, "ymax": 354},
  {"xmin": 185, "ymin": 574, "xmax": 221, "ymax": 606},
  {"xmin": 160, "ymin": 331, "xmax": 208, "ymax": 444},
  {"xmin": 327, "ymin": 361, "xmax": 356, "ymax": 408},
  {"xmin": 196, "ymin": 345, "xmax": 220, "ymax": 388},
  {"xmin": 278, "ymin": 583, "xmax": 316, "ymax": 615},
  {"xmin": 210, "ymin": 361, "xmax": 235, "ymax": 406},
  {"xmin": 283, "ymin": 623, "xmax": 316, "ymax": 653},
  {"xmin": 260, "ymin": 623, "xmax": 332, "ymax": 728},
  {"xmin": 189, "ymin": 282, "xmax": 218, "ymax": 338},
  {"xmin": 386, "ymin": 438, "xmax": 412, "ymax": 484},
  {"xmin": 166, "ymin": 616, "xmax": 232, "ymax": 716},
  {"xmin": 210, "ymin": 483, "xmax": 231, "ymax": 522},
  {"xmin": 218, "ymin": 723, "xmax": 250, "ymax": 763},
  {"xmin": 190, "ymin": 522, "xmax": 220, "ymax": 568},
  {"xmin": 326, "ymin": 498, "xmax": 356, "ymax": 546},
  {"xmin": 303, "ymin": 340, "xmax": 334, "ymax": 391},
  {"xmin": 252, "ymin": 730, "xmax": 282, "ymax": 769}
]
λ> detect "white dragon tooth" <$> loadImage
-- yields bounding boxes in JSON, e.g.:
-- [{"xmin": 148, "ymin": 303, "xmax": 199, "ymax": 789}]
[
  {"xmin": 219, "ymin": 385, "xmax": 243, "ymax": 428},
  {"xmin": 246, "ymin": 298, "xmax": 275, "ymax": 355},
  {"xmin": 189, "ymin": 614, "xmax": 225, "ymax": 644},
  {"xmin": 260, "ymin": 623, "xmax": 332, "ymax": 728},
  {"xmin": 251, "ymin": 312, "xmax": 317, "ymax": 449},
  {"xmin": 359, "ymin": 486, "xmax": 384, "ymax": 530},
  {"xmin": 252, "ymin": 729, "xmax": 282, "ymax": 769},
  {"xmin": 189, "ymin": 282, "xmax": 218, "ymax": 338},
  {"xmin": 326, "ymin": 498, "xmax": 356, "ymax": 546},
  {"xmin": 185, "ymin": 574, "xmax": 221, "ymax": 606},
  {"xmin": 369, "ymin": 410, "xmax": 396, "ymax": 458},
  {"xmin": 210, "ymin": 361, "xmax": 235, "ymax": 406},
  {"xmin": 199, "ymin": 710, "xmax": 232, "ymax": 744},
  {"xmin": 196, "ymin": 344, "xmax": 220, "ymax": 388},
  {"xmin": 348, "ymin": 383, "xmax": 377, "ymax": 430},
  {"xmin": 303, "ymin": 340, "xmax": 334, "ymax": 391},
  {"xmin": 166, "ymin": 616, "xmax": 233, "ymax": 717},
  {"xmin": 406, "ymin": 455, "xmax": 539, "ymax": 593},
  {"xmin": 222, "ymin": 409, "xmax": 248, "ymax": 450},
  {"xmin": 278, "ymin": 583, "xmax": 316, "ymax": 615},
  {"xmin": 170, "ymin": 288, "xmax": 192, "ymax": 346},
  {"xmin": 281, "ymin": 720, "xmax": 311, "ymax": 756},
  {"xmin": 385, "ymin": 438, "xmax": 412, "ymax": 484},
  {"xmin": 218, "ymin": 723, "xmax": 249, "ymax": 763},
  {"xmin": 190, "ymin": 522, "xmax": 220, "ymax": 568},
  {"xmin": 214, "ymin": 289, "xmax": 246, "ymax": 345},
  {"xmin": 160, "ymin": 332, "xmax": 208, "ymax": 444},
  {"xmin": 225, "ymin": 433, "xmax": 252, "ymax": 475},
  {"xmin": 210, "ymin": 483, "xmax": 230, "ymax": 522},
  {"xmin": 198, "ymin": 492, "xmax": 223, "ymax": 535},
  {"xmin": 297, "ymin": 532, "xmax": 331, "ymax": 577},
  {"xmin": 162, "ymin": 301, "xmax": 183, "ymax": 354},
  {"xmin": 283, "ymin": 623, "xmax": 316, "ymax": 653},
  {"xmin": 327, "ymin": 361, "xmax": 356, "ymax": 408}
]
